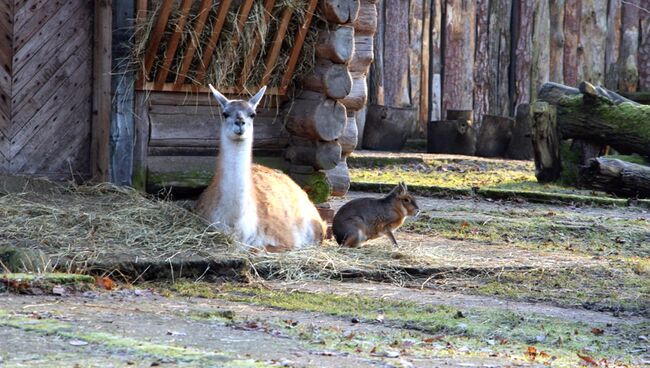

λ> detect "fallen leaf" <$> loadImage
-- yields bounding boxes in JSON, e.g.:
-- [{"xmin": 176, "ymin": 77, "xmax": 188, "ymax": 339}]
[
  {"xmin": 526, "ymin": 346, "xmax": 538, "ymax": 361},
  {"xmin": 539, "ymin": 351, "xmax": 550, "ymax": 358},
  {"xmin": 591, "ymin": 328, "xmax": 604, "ymax": 336},
  {"xmin": 370, "ymin": 346, "xmax": 376, "ymax": 354},
  {"xmin": 95, "ymin": 276, "xmax": 114, "ymax": 291},
  {"xmin": 460, "ymin": 221, "xmax": 470, "ymax": 229},
  {"xmin": 577, "ymin": 353, "xmax": 598, "ymax": 366}
]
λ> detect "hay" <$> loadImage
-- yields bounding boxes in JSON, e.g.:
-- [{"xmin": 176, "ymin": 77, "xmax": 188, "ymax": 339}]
[{"xmin": 132, "ymin": 0, "xmax": 318, "ymax": 91}]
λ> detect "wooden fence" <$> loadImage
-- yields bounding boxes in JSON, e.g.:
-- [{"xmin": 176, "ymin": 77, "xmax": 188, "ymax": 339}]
[{"xmin": 370, "ymin": 0, "xmax": 650, "ymax": 136}]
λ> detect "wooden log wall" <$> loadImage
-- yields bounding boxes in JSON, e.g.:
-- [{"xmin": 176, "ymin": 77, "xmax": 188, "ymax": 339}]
[{"xmin": 371, "ymin": 0, "xmax": 650, "ymax": 144}]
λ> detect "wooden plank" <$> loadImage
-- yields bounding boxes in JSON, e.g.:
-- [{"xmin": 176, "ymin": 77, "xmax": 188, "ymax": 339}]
[
  {"xmin": 531, "ymin": 0, "xmax": 550, "ymax": 101},
  {"xmin": 579, "ymin": 0, "xmax": 607, "ymax": 84},
  {"xmin": 473, "ymin": 0, "xmax": 489, "ymax": 127},
  {"xmin": 238, "ymin": 0, "xmax": 276, "ymax": 88},
  {"xmin": 369, "ymin": 0, "xmax": 384, "ymax": 105},
  {"xmin": 279, "ymin": 0, "xmax": 319, "ymax": 93},
  {"xmin": 383, "ymin": 0, "xmax": 410, "ymax": 106},
  {"xmin": 261, "ymin": 6, "xmax": 294, "ymax": 86},
  {"xmin": 195, "ymin": 0, "xmax": 232, "ymax": 84},
  {"xmin": 214, "ymin": 0, "xmax": 255, "ymax": 87},
  {"xmin": 419, "ymin": 0, "xmax": 431, "ymax": 128},
  {"xmin": 92, "ymin": 0, "xmax": 112, "ymax": 181},
  {"xmin": 617, "ymin": 0, "xmax": 640, "ymax": 92},
  {"xmin": 604, "ymin": 0, "xmax": 621, "ymax": 89},
  {"xmin": 409, "ymin": 0, "xmax": 424, "ymax": 133},
  {"xmin": 549, "ymin": 0, "xmax": 565, "ymax": 84},
  {"xmin": 429, "ymin": 0, "xmax": 442, "ymax": 121},
  {"xmin": 135, "ymin": 0, "xmax": 148, "ymax": 89},
  {"xmin": 13, "ymin": 0, "xmax": 64, "ymax": 51},
  {"xmin": 154, "ymin": 0, "xmax": 192, "ymax": 90},
  {"xmin": 132, "ymin": 93, "xmax": 150, "ymax": 190},
  {"xmin": 487, "ymin": 0, "xmax": 511, "ymax": 116},
  {"xmin": 640, "ymin": 0, "xmax": 650, "ymax": 90},
  {"xmin": 140, "ymin": 81, "xmax": 281, "ymax": 95},
  {"xmin": 442, "ymin": 0, "xmax": 476, "ymax": 116},
  {"xmin": 0, "ymin": 1, "xmax": 11, "ymax": 135},
  {"xmin": 514, "ymin": 1, "xmax": 533, "ymax": 107},
  {"xmin": 563, "ymin": 0, "xmax": 581, "ymax": 86},
  {"xmin": 174, "ymin": 0, "xmax": 213, "ymax": 86},
  {"xmin": 143, "ymin": 0, "xmax": 174, "ymax": 78}
]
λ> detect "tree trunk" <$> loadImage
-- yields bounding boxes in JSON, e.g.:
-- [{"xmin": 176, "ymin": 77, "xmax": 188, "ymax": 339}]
[
  {"xmin": 487, "ymin": 0, "xmax": 512, "ymax": 116},
  {"xmin": 301, "ymin": 60, "xmax": 353, "ymax": 100},
  {"xmin": 285, "ymin": 138, "xmax": 342, "ymax": 170},
  {"xmin": 383, "ymin": 0, "xmax": 410, "ymax": 106},
  {"xmin": 350, "ymin": 35, "xmax": 374, "ymax": 74},
  {"xmin": 286, "ymin": 92, "xmax": 347, "ymax": 141},
  {"xmin": 530, "ymin": 101, "xmax": 561, "ymax": 183},
  {"xmin": 579, "ymin": 0, "xmax": 607, "ymax": 84},
  {"xmin": 531, "ymin": 0, "xmax": 550, "ymax": 101},
  {"xmin": 442, "ymin": 0, "xmax": 475, "ymax": 117},
  {"xmin": 315, "ymin": 25, "xmax": 355, "ymax": 64},
  {"xmin": 640, "ymin": 0, "xmax": 650, "ymax": 90},
  {"xmin": 472, "ymin": 0, "xmax": 489, "ymax": 128},
  {"xmin": 538, "ymin": 81, "xmax": 650, "ymax": 156},
  {"xmin": 475, "ymin": 115, "xmax": 514, "ymax": 158},
  {"xmin": 507, "ymin": 103, "xmax": 534, "ymax": 160},
  {"xmin": 617, "ymin": 0, "xmax": 639, "ymax": 93},
  {"xmin": 514, "ymin": 1, "xmax": 534, "ymax": 106},
  {"xmin": 427, "ymin": 120, "xmax": 476, "ymax": 156},
  {"xmin": 362, "ymin": 104, "xmax": 416, "ymax": 150},
  {"xmin": 578, "ymin": 157, "xmax": 650, "ymax": 198},
  {"xmin": 353, "ymin": 0, "xmax": 378, "ymax": 36},
  {"xmin": 604, "ymin": 0, "xmax": 621, "ymax": 89},
  {"xmin": 320, "ymin": 0, "xmax": 360, "ymax": 24}
]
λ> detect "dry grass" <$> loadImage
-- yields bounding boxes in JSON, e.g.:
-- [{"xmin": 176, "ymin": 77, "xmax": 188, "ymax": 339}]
[{"xmin": 131, "ymin": 0, "xmax": 317, "ymax": 91}]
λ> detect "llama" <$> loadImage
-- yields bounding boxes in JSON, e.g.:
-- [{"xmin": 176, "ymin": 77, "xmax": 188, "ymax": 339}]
[{"xmin": 196, "ymin": 85, "xmax": 326, "ymax": 252}]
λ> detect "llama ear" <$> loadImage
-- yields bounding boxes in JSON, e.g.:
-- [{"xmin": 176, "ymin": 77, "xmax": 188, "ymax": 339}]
[
  {"xmin": 249, "ymin": 86, "xmax": 267, "ymax": 110},
  {"xmin": 209, "ymin": 84, "xmax": 230, "ymax": 109}
]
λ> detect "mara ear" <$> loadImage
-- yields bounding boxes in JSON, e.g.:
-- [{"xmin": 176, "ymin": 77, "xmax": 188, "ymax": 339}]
[
  {"xmin": 209, "ymin": 84, "xmax": 230, "ymax": 109},
  {"xmin": 249, "ymin": 85, "xmax": 267, "ymax": 110},
  {"xmin": 400, "ymin": 181, "xmax": 408, "ymax": 193}
]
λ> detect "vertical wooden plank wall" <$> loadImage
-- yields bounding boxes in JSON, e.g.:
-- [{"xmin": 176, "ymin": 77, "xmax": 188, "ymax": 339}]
[{"xmin": 92, "ymin": 0, "xmax": 112, "ymax": 182}]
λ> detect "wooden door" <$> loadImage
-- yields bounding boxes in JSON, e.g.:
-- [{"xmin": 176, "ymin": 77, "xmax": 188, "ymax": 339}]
[{"xmin": 0, "ymin": 0, "xmax": 93, "ymax": 180}]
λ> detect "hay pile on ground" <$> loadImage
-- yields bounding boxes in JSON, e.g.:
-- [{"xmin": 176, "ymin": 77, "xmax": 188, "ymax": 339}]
[{"xmin": 132, "ymin": 0, "xmax": 317, "ymax": 91}]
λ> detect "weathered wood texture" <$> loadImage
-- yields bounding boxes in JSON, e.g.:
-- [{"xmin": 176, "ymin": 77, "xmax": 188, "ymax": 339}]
[
  {"xmin": 604, "ymin": 0, "xmax": 622, "ymax": 89},
  {"xmin": 324, "ymin": 159, "xmax": 351, "ymax": 197},
  {"xmin": 382, "ymin": 0, "xmax": 410, "ymax": 107},
  {"xmin": 514, "ymin": 1, "xmax": 534, "ymax": 107},
  {"xmin": 617, "ymin": 0, "xmax": 639, "ymax": 93},
  {"xmin": 508, "ymin": 104, "xmax": 534, "ymax": 160},
  {"xmin": 579, "ymin": 157, "xmax": 650, "ymax": 198},
  {"xmin": 579, "ymin": 0, "xmax": 607, "ymax": 84},
  {"xmin": 472, "ymin": 0, "xmax": 489, "ymax": 128},
  {"xmin": 286, "ymin": 92, "xmax": 347, "ymax": 142},
  {"xmin": 301, "ymin": 60, "xmax": 353, "ymax": 100},
  {"xmin": 316, "ymin": 25, "xmax": 355, "ymax": 64},
  {"xmin": 285, "ymin": 138, "xmax": 341, "ymax": 171},
  {"xmin": 362, "ymin": 104, "xmax": 416, "ymax": 150},
  {"xmin": 426, "ymin": 120, "xmax": 477, "ymax": 156},
  {"xmin": 487, "ymin": 0, "xmax": 511, "ymax": 117},
  {"xmin": 320, "ymin": 0, "xmax": 360, "ymax": 24},
  {"xmin": 530, "ymin": 101, "xmax": 561, "ymax": 183},
  {"xmin": 640, "ymin": 0, "xmax": 650, "ymax": 90},
  {"xmin": 530, "ymin": 0, "xmax": 550, "ymax": 102},
  {"xmin": 340, "ymin": 115, "xmax": 359, "ymax": 156},
  {"xmin": 549, "ymin": 0, "xmax": 565, "ymax": 84},
  {"xmin": 475, "ymin": 115, "xmax": 514, "ymax": 158},
  {"xmin": 442, "ymin": 0, "xmax": 475, "ymax": 117},
  {"xmin": 538, "ymin": 81, "xmax": 650, "ymax": 156},
  {"xmin": 0, "ymin": 0, "xmax": 93, "ymax": 179}
]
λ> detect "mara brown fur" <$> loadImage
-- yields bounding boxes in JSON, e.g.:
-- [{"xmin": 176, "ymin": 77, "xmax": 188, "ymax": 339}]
[
  {"xmin": 195, "ymin": 85, "xmax": 326, "ymax": 252},
  {"xmin": 332, "ymin": 182, "xmax": 419, "ymax": 247}
]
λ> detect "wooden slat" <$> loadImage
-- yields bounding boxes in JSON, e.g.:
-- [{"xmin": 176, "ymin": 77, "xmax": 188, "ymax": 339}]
[
  {"xmin": 91, "ymin": 0, "xmax": 112, "ymax": 181},
  {"xmin": 195, "ymin": 0, "xmax": 232, "ymax": 84},
  {"xmin": 174, "ymin": 0, "xmax": 213, "ymax": 86},
  {"xmin": 135, "ymin": 0, "xmax": 148, "ymax": 90},
  {"xmin": 154, "ymin": 0, "xmax": 192, "ymax": 90},
  {"xmin": 143, "ymin": 0, "xmax": 174, "ymax": 78},
  {"xmin": 238, "ymin": 0, "xmax": 276, "ymax": 88},
  {"xmin": 216, "ymin": 0, "xmax": 255, "ymax": 87},
  {"xmin": 140, "ymin": 81, "xmax": 280, "ymax": 95},
  {"xmin": 261, "ymin": 6, "xmax": 294, "ymax": 86},
  {"xmin": 279, "ymin": 0, "xmax": 318, "ymax": 92}
]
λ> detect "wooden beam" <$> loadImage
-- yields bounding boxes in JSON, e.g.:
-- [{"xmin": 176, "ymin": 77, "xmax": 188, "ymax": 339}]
[
  {"xmin": 174, "ymin": 0, "xmax": 213, "ymax": 86},
  {"xmin": 195, "ymin": 0, "xmax": 232, "ymax": 84},
  {"xmin": 143, "ymin": 0, "xmax": 173, "ymax": 78},
  {"xmin": 154, "ymin": 0, "xmax": 192, "ymax": 90},
  {"xmin": 279, "ymin": 0, "xmax": 319, "ymax": 92},
  {"xmin": 239, "ymin": 0, "xmax": 275, "ymax": 88},
  {"xmin": 139, "ymin": 81, "xmax": 281, "ymax": 95},
  {"xmin": 135, "ymin": 0, "xmax": 148, "ymax": 89},
  {"xmin": 92, "ymin": 0, "xmax": 112, "ymax": 182},
  {"xmin": 261, "ymin": 6, "xmax": 294, "ymax": 86}
]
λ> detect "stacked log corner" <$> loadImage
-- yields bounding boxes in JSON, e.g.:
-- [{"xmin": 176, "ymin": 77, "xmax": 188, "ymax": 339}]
[{"xmin": 287, "ymin": 0, "xmax": 374, "ymax": 200}]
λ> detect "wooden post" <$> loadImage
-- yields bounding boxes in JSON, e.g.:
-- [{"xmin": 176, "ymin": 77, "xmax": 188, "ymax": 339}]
[
  {"xmin": 473, "ymin": 0, "xmax": 489, "ymax": 128},
  {"xmin": 563, "ymin": 0, "xmax": 581, "ymax": 86},
  {"xmin": 514, "ymin": 1, "xmax": 533, "ymax": 107},
  {"xmin": 111, "ymin": 0, "xmax": 135, "ymax": 185},
  {"xmin": 507, "ymin": 104, "xmax": 534, "ymax": 160},
  {"xmin": 92, "ymin": 0, "xmax": 112, "ymax": 182},
  {"xmin": 487, "ymin": 0, "xmax": 511, "ymax": 116},
  {"xmin": 429, "ymin": 0, "xmax": 442, "ymax": 121},
  {"xmin": 475, "ymin": 115, "xmax": 514, "ymax": 158},
  {"xmin": 530, "ymin": 101, "xmax": 561, "ymax": 183}
]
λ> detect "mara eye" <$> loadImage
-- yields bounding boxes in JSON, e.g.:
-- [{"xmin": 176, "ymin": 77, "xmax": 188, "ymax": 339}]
[{"xmin": 405, "ymin": 198, "xmax": 411, "ymax": 203}]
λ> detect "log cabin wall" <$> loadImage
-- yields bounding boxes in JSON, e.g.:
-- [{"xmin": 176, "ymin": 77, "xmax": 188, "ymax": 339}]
[
  {"xmin": 0, "ymin": 0, "xmax": 96, "ymax": 180},
  {"xmin": 369, "ymin": 0, "xmax": 650, "ymax": 140},
  {"xmin": 133, "ymin": 0, "xmax": 376, "ymax": 201}
]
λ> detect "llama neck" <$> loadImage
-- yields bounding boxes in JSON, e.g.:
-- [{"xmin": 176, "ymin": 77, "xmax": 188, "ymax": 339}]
[{"xmin": 216, "ymin": 136, "xmax": 255, "ymax": 218}]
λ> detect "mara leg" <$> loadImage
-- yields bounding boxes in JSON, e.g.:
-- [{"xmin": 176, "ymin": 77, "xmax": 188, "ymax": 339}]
[
  {"xmin": 385, "ymin": 230, "xmax": 399, "ymax": 246},
  {"xmin": 341, "ymin": 229, "xmax": 367, "ymax": 248}
]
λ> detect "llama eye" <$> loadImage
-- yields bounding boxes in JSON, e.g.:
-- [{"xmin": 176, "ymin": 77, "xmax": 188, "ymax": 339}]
[
  {"xmin": 249, "ymin": 112, "xmax": 256, "ymax": 118},
  {"xmin": 222, "ymin": 112, "xmax": 229, "ymax": 118}
]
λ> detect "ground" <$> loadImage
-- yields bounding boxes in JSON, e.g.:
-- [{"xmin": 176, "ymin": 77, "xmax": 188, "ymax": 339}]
[{"xmin": 0, "ymin": 153, "xmax": 649, "ymax": 367}]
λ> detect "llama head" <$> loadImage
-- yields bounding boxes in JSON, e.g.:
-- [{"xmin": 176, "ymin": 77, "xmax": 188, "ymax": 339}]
[{"xmin": 209, "ymin": 84, "xmax": 267, "ymax": 142}]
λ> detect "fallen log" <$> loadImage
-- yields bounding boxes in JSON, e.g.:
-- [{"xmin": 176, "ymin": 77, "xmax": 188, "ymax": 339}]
[
  {"xmin": 578, "ymin": 157, "xmax": 650, "ymax": 198},
  {"xmin": 538, "ymin": 81, "xmax": 650, "ymax": 156}
]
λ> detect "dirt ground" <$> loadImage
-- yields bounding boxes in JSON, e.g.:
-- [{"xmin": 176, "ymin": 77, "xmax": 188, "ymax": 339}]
[{"xmin": 1, "ymin": 188, "xmax": 649, "ymax": 367}]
